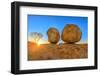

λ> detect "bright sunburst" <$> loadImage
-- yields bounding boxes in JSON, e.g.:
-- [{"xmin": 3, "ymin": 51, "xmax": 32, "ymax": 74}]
[{"xmin": 37, "ymin": 39, "xmax": 49, "ymax": 45}]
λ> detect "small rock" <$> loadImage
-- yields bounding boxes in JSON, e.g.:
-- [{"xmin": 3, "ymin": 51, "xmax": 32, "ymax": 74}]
[{"xmin": 47, "ymin": 27, "xmax": 60, "ymax": 44}]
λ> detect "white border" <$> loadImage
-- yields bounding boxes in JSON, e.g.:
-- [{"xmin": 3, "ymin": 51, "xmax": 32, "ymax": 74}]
[{"xmin": 20, "ymin": 6, "xmax": 95, "ymax": 70}]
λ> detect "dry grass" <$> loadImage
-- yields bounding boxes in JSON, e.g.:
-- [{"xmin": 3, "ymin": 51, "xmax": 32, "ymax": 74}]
[{"xmin": 28, "ymin": 42, "xmax": 88, "ymax": 61}]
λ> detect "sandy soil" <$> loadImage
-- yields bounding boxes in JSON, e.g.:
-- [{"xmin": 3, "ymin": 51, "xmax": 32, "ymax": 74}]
[{"xmin": 28, "ymin": 42, "xmax": 88, "ymax": 60}]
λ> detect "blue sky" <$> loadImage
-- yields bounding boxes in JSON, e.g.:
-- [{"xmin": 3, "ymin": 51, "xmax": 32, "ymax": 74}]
[{"xmin": 28, "ymin": 15, "xmax": 88, "ymax": 43}]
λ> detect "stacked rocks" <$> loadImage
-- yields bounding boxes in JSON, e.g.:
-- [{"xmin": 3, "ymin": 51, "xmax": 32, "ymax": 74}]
[
  {"xmin": 47, "ymin": 24, "xmax": 82, "ymax": 44},
  {"xmin": 61, "ymin": 24, "xmax": 82, "ymax": 43},
  {"xmin": 47, "ymin": 28, "xmax": 60, "ymax": 44}
]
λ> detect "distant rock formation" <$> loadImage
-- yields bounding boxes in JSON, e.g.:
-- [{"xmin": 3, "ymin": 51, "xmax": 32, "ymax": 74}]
[
  {"xmin": 61, "ymin": 24, "xmax": 82, "ymax": 43},
  {"xmin": 47, "ymin": 27, "xmax": 60, "ymax": 44}
]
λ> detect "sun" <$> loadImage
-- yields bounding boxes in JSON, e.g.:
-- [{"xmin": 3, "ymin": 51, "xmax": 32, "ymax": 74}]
[
  {"xmin": 37, "ymin": 39, "xmax": 49, "ymax": 46},
  {"xmin": 37, "ymin": 40, "xmax": 44, "ymax": 46},
  {"xmin": 37, "ymin": 42, "xmax": 41, "ymax": 46}
]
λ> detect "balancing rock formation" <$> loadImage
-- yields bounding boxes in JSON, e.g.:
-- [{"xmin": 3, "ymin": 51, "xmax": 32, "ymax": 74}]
[
  {"xmin": 61, "ymin": 24, "xmax": 82, "ymax": 43},
  {"xmin": 47, "ymin": 27, "xmax": 60, "ymax": 44}
]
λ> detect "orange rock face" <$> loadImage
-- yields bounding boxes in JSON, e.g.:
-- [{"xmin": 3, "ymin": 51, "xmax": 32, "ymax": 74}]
[
  {"xmin": 28, "ymin": 42, "xmax": 88, "ymax": 60},
  {"xmin": 47, "ymin": 28, "xmax": 60, "ymax": 44},
  {"xmin": 61, "ymin": 24, "xmax": 82, "ymax": 43}
]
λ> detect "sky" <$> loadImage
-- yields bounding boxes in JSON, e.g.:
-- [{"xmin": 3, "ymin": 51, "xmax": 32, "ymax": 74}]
[{"xmin": 28, "ymin": 15, "xmax": 88, "ymax": 44}]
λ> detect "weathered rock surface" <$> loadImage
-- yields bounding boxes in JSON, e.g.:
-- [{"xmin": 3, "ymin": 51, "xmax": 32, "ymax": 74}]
[
  {"xmin": 61, "ymin": 24, "xmax": 82, "ymax": 43},
  {"xmin": 28, "ymin": 42, "xmax": 88, "ymax": 60},
  {"xmin": 47, "ymin": 28, "xmax": 60, "ymax": 44}
]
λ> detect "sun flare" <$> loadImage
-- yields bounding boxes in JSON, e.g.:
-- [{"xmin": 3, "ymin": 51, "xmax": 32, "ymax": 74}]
[
  {"xmin": 37, "ymin": 39, "xmax": 49, "ymax": 45},
  {"xmin": 37, "ymin": 42, "xmax": 41, "ymax": 46}
]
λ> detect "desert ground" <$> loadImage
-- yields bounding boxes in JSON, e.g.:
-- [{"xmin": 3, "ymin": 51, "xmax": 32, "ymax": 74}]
[{"xmin": 28, "ymin": 42, "xmax": 88, "ymax": 60}]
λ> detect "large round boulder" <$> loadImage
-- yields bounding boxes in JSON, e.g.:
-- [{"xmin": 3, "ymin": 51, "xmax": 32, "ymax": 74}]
[
  {"xmin": 47, "ymin": 28, "xmax": 60, "ymax": 44},
  {"xmin": 61, "ymin": 24, "xmax": 82, "ymax": 43}
]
